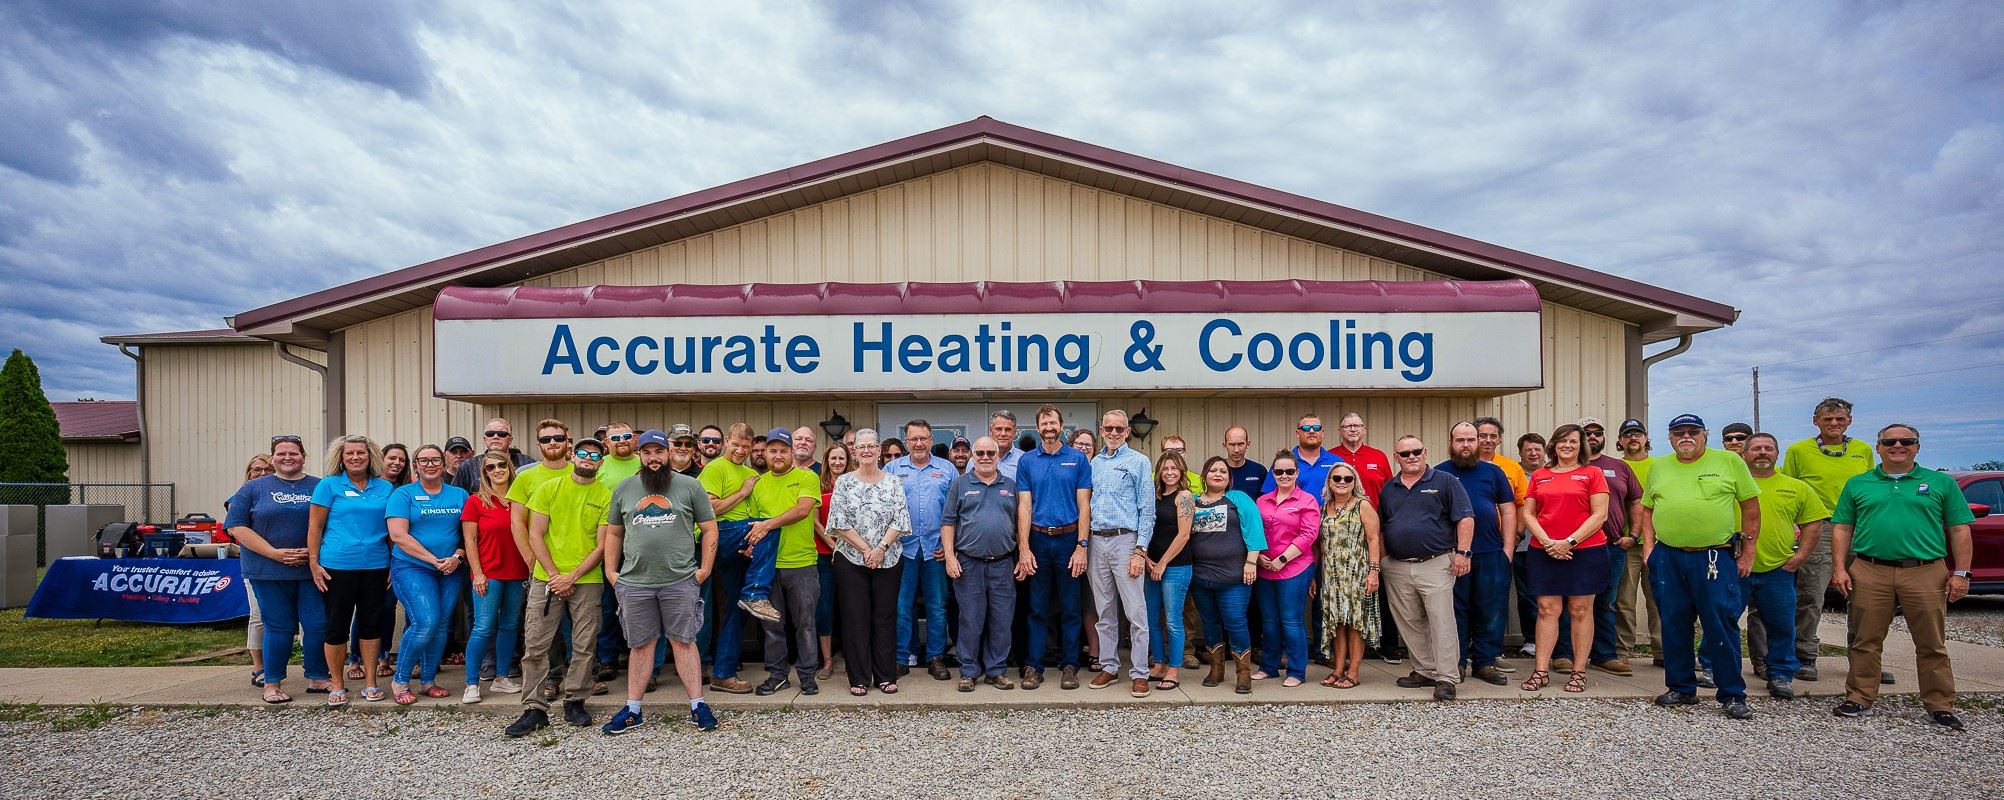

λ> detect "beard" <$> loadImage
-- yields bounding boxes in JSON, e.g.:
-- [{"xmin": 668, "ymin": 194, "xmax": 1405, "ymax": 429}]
[
  {"xmin": 640, "ymin": 460, "xmax": 674, "ymax": 494},
  {"xmin": 1449, "ymin": 451, "xmax": 1480, "ymax": 469}
]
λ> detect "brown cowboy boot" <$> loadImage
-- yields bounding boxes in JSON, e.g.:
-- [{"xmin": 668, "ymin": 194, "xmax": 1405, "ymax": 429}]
[
  {"xmin": 1202, "ymin": 644, "xmax": 1227, "ymax": 687},
  {"xmin": 1233, "ymin": 649, "xmax": 1254, "ymax": 694}
]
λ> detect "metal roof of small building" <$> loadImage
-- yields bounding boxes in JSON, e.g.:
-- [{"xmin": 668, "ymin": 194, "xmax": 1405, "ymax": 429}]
[{"xmin": 52, "ymin": 400, "xmax": 140, "ymax": 442}]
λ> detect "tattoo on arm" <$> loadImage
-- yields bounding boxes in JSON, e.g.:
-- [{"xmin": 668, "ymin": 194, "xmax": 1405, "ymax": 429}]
[{"xmin": 1176, "ymin": 493, "xmax": 1194, "ymax": 520}]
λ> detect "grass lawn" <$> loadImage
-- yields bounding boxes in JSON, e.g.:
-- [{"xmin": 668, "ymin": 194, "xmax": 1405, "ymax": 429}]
[{"xmin": 0, "ymin": 608, "xmax": 250, "ymax": 668}]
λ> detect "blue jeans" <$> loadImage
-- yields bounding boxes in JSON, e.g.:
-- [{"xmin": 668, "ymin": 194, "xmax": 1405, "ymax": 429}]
[
  {"xmin": 1255, "ymin": 570, "xmax": 1312, "ymax": 680},
  {"xmin": 1454, "ymin": 550, "xmax": 1511, "ymax": 670},
  {"xmin": 1190, "ymin": 577, "xmax": 1252, "ymax": 652},
  {"xmin": 1742, "ymin": 567, "xmax": 1799, "ymax": 680},
  {"xmin": 816, "ymin": 554, "xmax": 837, "ymax": 636},
  {"xmin": 1025, "ymin": 532, "xmax": 1084, "ymax": 670},
  {"xmin": 1554, "ymin": 545, "xmax": 1627, "ymax": 663},
  {"xmin": 711, "ymin": 518, "xmax": 777, "ymax": 678},
  {"xmin": 898, "ymin": 556, "xmax": 949, "ymax": 663},
  {"xmin": 250, "ymin": 578, "xmax": 330, "ymax": 685},
  {"xmin": 465, "ymin": 578, "xmax": 525, "ymax": 686},
  {"xmin": 389, "ymin": 561, "xmax": 465, "ymax": 686},
  {"xmin": 1145, "ymin": 565, "xmax": 1193, "ymax": 666},
  {"xmin": 1649, "ymin": 546, "xmax": 1747, "ymax": 703},
  {"xmin": 596, "ymin": 579, "xmax": 625, "ymax": 665}
]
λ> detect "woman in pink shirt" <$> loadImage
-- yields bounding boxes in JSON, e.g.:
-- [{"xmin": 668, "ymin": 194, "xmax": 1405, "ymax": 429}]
[{"xmin": 1253, "ymin": 453, "xmax": 1322, "ymax": 686}]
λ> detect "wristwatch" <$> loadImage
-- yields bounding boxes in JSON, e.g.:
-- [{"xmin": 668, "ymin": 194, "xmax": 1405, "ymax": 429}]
[
  {"xmin": 1132, "ymin": 547, "xmax": 1147, "ymax": 558},
  {"xmin": 1076, "ymin": 539, "xmax": 1089, "ymax": 549},
  {"xmin": 1455, "ymin": 549, "xmax": 1472, "ymax": 557},
  {"xmin": 1276, "ymin": 554, "xmax": 1291, "ymax": 565},
  {"xmin": 1951, "ymin": 570, "xmax": 1973, "ymax": 579}
]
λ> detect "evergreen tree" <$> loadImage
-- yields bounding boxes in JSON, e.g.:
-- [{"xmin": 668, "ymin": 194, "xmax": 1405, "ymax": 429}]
[{"xmin": 0, "ymin": 348, "xmax": 69, "ymax": 485}]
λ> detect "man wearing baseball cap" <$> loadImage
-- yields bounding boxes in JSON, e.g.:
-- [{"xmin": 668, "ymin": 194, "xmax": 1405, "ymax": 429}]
[
  {"xmin": 1719, "ymin": 422, "xmax": 1754, "ymax": 455},
  {"xmin": 1613, "ymin": 417, "xmax": 1659, "ymax": 663},
  {"xmin": 666, "ymin": 424, "xmax": 704, "ymax": 478},
  {"xmin": 1637, "ymin": 414, "xmax": 1761, "ymax": 719},
  {"xmin": 443, "ymin": 436, "xmax": 475, "ymax": 475},
  {"xmin": 601, "ymin": 429, "xmax": 720, "ymax": 733},
  {"xmin": 949, "ymin": 435, "xmax": 973, "ymax": 472}
]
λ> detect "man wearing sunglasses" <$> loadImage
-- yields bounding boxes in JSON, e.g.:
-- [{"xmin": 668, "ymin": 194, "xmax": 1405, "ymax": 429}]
[
  {"xmin": 941, "ymin": 436, "xmax": 1027, "ymax": 691},
  {"xmin": 1829, "ymin": 424, "xmax": 1974, "ymax": 730},
  {"xmin": 1261, "ymin": 413, "xmax": 1345, "ymax": 496},
  {"xmin": 451, "ymin": 418, "xmax": 533, "ymax": 493},
  {"xmin": 1377, "ymin": 435, "xmax": 1475, "ymax": 700},
  {"xmin": 1779, "ymin": 397, "xmax": 1873, "ymax": 682},
  {"xmin": 667, "ymin": 424, "xmax": 705, "ymax": 478},
  {"xmin": 506, "ymin": 436, "xmax": 612, "ymax": 736},
  {"xmin": 695, "ymin": 425, "xmax": 726, "ymax": 467},
  {"xmin": 598, "ymin": 422, "xmax": 644, "ymax": 488},
  {"xmin": 1719, "ymin": 422, "xmax": 1753, "ymax": 455},
  {"xmin": 1637, "ymin": 414, "xmax": 1761, "ymax": 720}
]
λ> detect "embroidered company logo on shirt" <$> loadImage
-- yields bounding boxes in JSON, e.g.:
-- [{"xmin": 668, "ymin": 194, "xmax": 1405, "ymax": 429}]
[
  {"xmin": 419, "ymin": 506, "xmax": 461, "ymax": 517},
  {"xmin": 269, "ymin": 491, "xmax": 312, "ymax": 504}
]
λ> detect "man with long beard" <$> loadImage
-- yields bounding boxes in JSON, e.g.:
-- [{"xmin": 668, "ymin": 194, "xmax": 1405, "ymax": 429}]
[{"xmin": 601, "ymin": 430, "xmax": 719, "ymax": 734}]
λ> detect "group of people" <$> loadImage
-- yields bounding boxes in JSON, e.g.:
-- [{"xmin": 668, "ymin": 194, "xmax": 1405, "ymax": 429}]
[{"xmin": 220, "ymin": 396, "xmax": 1976, "ymax": 735}]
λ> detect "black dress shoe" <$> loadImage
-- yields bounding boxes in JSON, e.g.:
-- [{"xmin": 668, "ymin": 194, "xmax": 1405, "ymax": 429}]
[
  {"xmin": 505, "ymin": 709, "xmax": 549, "ymax": 737},
  {"xmin": 1395, "ymin": 671, "xmax": 1432, "ymax": 689},
  {"xmin": 562, "ymin": 699, "xmax": 592, "ymax": 727},
  {"xmin": 1472, "ymin": 666, "xmax": 1508, "ymax": 686},
  {"xmin": 1433, "ymin": 680, "xmax": 1456, "ymax": 701},
  {"xmin": 1654, "ymin": 690, "xmax": 1700, "ymax": 706}
]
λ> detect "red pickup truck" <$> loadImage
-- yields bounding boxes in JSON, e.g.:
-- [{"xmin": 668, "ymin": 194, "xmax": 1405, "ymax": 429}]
[{"xmin": 1953, "ymin": 471, "xmax": 2003, "ymax": 594}]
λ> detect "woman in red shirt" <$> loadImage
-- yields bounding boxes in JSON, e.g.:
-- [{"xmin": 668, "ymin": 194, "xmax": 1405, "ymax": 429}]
[
  {"xmin": 1518, "ymin": 424, "xmax": 1610, "ymax": 694},
  {"xmin": 460, "ymin": 451, "xmax": 530, "ymax": 703},
  {"xmin": 814, "ymin": 443, "xmax": 855, "ymax": 681}
]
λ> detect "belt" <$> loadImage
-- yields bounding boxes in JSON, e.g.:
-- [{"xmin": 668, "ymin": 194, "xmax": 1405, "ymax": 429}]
[
  {"xmin": 1031, "ymin": 523, "xmax": 1078, "ymax": 536},
  {"xmin": 1091, "ymin": 528, "xmax": 1135, "ymax": 537},
  {"xmin": 1391, "ymin": 550, "xmax": 1451, "ymax": 563},
  {"xmin": 959, "ymin": 551, "xmax": 1017, "ymax": 563},
  {"xmin": 1857, "ymin": 555, "xmax": 1942, "ymax": 568},
  {"xmin": 1672, "ymin": 544, "xmax": 1732, "ymax": 553}
]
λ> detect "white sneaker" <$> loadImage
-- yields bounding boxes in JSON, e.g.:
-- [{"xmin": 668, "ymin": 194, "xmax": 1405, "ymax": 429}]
[
  {"xmin": 489, "ymin": 677, "xmax": 524, "ymax": 694},
  {"xmin": 462, "ymin": 684, "xmax": 483, "ymax": 704}
]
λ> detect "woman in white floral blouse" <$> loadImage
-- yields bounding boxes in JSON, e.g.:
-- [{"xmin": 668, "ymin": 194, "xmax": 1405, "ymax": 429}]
[{"xmin": 826, "ymin": 428, "xmax": 914, "ymax": 696}]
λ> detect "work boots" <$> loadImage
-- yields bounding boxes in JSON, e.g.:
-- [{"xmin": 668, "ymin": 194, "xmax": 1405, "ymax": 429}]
[
  {"xmin": 1202, "ymin": 644, "xmax": 1228, "ymax": 687},
  {"xmin": 1232, "ymin": 649, "xmax": 1254, "ymax": 695}
]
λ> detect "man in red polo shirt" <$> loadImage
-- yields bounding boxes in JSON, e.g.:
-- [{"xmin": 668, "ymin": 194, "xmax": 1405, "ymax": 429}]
[{"xmin": 1331, "ymin": 412, "xmax": 1393, "ymax": 502}]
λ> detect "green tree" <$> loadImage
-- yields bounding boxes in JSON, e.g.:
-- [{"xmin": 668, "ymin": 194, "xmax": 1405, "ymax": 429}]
[
  {"xmin": 1973, "ymin": 459, "xmax": 2004, "ymax": 471},
  {"xmin": 0, "ymin": 348, "xmax": 69, "ymax": 485}
]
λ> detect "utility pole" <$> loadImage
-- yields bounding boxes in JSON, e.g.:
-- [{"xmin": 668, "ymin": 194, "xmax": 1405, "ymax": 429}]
[{"xmin": 1752, "ymin": 366, "xmax": 1761, "ymax": 432}]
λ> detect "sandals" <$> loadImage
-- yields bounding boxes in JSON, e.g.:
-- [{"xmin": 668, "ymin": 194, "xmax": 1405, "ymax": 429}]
[
  {"xmin": 262, "ymin": 688, "xmax": 292, "ymax": 704},
  {"xmin": 325, "ymin": 688, "xmax": 350, "ymax": 708},
  {"xmin": 1564, "ymin": 671, "xmax": 1588, "ymax": 693},
  {"xmin": 422, "ymin": 684, "xmax": 450, "ymax": 698},
  {"xmin": 849, "ymin": 685, "xmax": 867, "ymax": 697},
  {"xmin": 1320, "ymin": 672, "xmax": 1341, "ymax": 688},
  {"xmin": 876, "ymin": 681, "xmax": 899, "ymax": 694},
  {"xmin": 1334, "ymin": 675, "xmax": 1358, "ymax": 689},
  {"xmin": 1154, "ymin": 678, "xmax": 1180, "ymax": 691},
  {"xmin": 1521, "ymin": 670, "xmax": 1551, "ymax": 692},
  {"xmin": 393, "ymin": 686, "xmax": 418, "ymax": 706},
  {"xmin": 305, "ymin": 681, "xmax": 333, "ymax": 694},
  {"xmin": 375, "ymin": 662, "xmax": 395, "ymax": 678},
  {"xmin": 251, "ymin": 670, "xmax": 265, "ymax": 688},
  {"xmin": 361, "ymin": 686, "xmax": 387, "ymax": 702},
  {"xmin": 345, "ymin": 664, "xmax": 366, "ymax": 680}
]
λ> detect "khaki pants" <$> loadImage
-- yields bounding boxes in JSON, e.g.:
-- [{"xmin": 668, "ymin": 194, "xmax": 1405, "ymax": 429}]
[
  {"xmin": 1382, "ymin": 554, "xmax": 1459, "ymax": 684},
  {"xmin": 1615, "ymin": 544, "xmax": 1659, "ymax": 658},
  {"xmin": 1845, "ymin": 558, "xmax": 1954, "ymax": 711},
  {"xmin": 520, "ymin": 579, "xmax": 604, "ymax": 710}
]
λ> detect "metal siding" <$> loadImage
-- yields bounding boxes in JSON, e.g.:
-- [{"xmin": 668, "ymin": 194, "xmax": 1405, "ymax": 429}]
[
  {"xmin": 141, "ymin": 343, "xmax": 324, "ymax": 519},
  {"xmin": 64, "ymin": 441, "xmax": 143, "ymax": 485}
]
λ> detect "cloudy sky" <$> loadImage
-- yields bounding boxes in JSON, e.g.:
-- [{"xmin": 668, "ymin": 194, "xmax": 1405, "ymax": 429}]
[{"xmin": 3, "ymin": 1, "xmax": 1999, "ymax": 467}]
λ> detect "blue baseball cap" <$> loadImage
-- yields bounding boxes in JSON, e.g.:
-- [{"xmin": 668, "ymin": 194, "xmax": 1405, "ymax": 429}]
[
  {"xmin": 765, "ymin": 427, "xmax": 793, "ymax": 445},
  {"xmin": 635, "ymin": 429, "xmax": 670, "ymax": 450},
  {"xmin": 1666, "ymin": 414, "xmax": 1706, "ymax": 430}
]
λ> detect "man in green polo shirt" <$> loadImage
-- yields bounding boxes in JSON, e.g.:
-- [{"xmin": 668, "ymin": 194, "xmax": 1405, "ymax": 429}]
[
  {"xmin": 1638, "ymin": 414, "xmax": 1760, "ymax": 719},
  {"xmin": 1829, "ymin": 424, "xmax": 1975, "ymax": 731},
  {"xmin": 1778, "ymin": 396, "xmax": 1872, "ymax": 680},
  {"xmin": 749, "ymin": 429, "xmax": 823, "ymax": 696},
  {"xmin": 505, "ymin": 437, "xmax": 611, "ymax": 737},
  {"xmin": 1738, "ymin": 433, "xmax": 1828, "ymax": 699}
]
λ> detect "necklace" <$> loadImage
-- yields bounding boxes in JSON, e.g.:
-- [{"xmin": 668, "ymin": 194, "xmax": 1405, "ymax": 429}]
[{"xmin": 1816, "ymin": 436, "xmax": 1852, "ymax": 458}]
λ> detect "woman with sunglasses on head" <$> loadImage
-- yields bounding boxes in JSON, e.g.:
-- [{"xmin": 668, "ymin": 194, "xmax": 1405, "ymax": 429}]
[
  {"xmin": 232, "ymin": 454, "xmax": 276, "ymax": 687},
  {"xmin": 384, "ymin": 445, "xmax": 472, "ymax": 705},
  {"xmin": 1144, "ymin": 451, "xmax": 1195, "ymax": 690},
  {"xmin": 813, "ymin": 442, "xmax": 855, "ymax": 681},
  {"xmin": 461, "ymin": 450, "xmax": 529, "ymax": 702},
  {"xmin": 1187, "ymin": 457, "xmax": 1266, "ymax": 693},
  {"xmin": 308, "ymin": 435, "xmax": 397, "ymax": 706},
  {"xmin": 1254, "ymin": 452, "xmax": 1322, "ymax": 686},
  {"xmin": 1519, "ymin": 424, "xmax": 1610, "ymax": 694},
  {"xmin": 1316, "ymin": 462, "xmax": 1382, "ymax": 688},
  {"xmin": 226, "ymin": 435, "xmax": 331, "ymax": 703},
  {"xmin": 878, "ymin": 437, "xmax": 906, "ymax": 467}
]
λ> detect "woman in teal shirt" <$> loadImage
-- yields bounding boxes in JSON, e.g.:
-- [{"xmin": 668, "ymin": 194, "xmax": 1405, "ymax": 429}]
[
  {"xmin": 386, "ymin": 444, "xmax": 473, "ymax": 704},
  {"xmin": 309, "ymin": 435, "xmax": 395, "ymax": 706}
]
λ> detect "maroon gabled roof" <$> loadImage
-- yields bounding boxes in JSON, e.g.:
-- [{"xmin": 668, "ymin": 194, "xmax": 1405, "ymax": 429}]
[
  {"xmin": 434, "ymin": 279, "xmax": 1541, "ymax": 320},
  {"xmin": 233, "ymin": 116, "xmax": 1734, "ymax": 332},
  {"xmin": 53, "ymin": 401, "xmax": 140, "ymax": 441}
]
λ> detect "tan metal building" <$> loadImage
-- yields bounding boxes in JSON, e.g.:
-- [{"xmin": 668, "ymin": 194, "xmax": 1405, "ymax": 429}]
[{"xmin": 106, "ymin": 117, "xmax": 1733, "ymax": 514}]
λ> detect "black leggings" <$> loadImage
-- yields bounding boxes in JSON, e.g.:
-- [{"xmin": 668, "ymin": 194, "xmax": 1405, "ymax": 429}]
[
  {"xmin": 322, "ymin": 567, "xmax": 389, "ymax": 646},
  {"xmin": 833, "ymin": 556, "xmax": 903, "ymax": 688}
]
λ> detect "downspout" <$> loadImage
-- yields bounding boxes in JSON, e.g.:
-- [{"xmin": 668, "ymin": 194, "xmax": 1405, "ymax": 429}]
[
  {"xmin": 1634, "ymin": 333, "xmax": 1695, "ymax": 430},
  {"xmin": 1642, "ymin": 334, "xmax": 1693, "ymax": 368},
  {"xmin": 273, "ymin": 342, "xmax": 332, "ymax": 442},
  {"xmin": 118, "ymin": 344, "xmax": 151, "ymax": 518}
]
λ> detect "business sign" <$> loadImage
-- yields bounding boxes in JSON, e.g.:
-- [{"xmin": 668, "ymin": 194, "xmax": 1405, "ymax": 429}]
[
  {"xmin": 25, "ymin": 557, "xmax": 250, "ymax": 624},
  {"xmin": 435, "ymin": 311, "xmax": 1542, "ymax": 395}
]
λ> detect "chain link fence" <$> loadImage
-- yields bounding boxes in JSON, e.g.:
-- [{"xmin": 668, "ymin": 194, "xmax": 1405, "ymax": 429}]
[{"xmin": 0, "ymin": 483, "xmax": 177, "ymax": 566}]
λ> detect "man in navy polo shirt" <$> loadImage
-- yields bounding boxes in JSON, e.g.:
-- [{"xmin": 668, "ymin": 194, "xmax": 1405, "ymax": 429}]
[
  {"xmin": 1377, "ymin": 434, "xmax": 1474, "ymax": 700},
  {"xmin": 942, "ymin": 436, "xmax": 1027, "ymax": 691},
  {"xmin": 1014, "ymin": 404, "xmax": 1093, "ymax": 690},
  {"xmin": 1435, "ymin": 422, "xmax": 1517, "ymax": 686},
  {"xmin": 1221, "ymin": 426, "xmax": 1268, "ymax": 497}
]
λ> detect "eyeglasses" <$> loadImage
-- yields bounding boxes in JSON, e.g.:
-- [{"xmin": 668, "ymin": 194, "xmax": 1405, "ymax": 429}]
[
  {"xmin": 482, "ymin": 430, "xmax": 510, "ymax": 438},
  {"xmin": 606, "ymin": 433, "xmax": 635, "ymax": 442},
  {"xmin": 574, "ymin": 449, "xmax": 606, "ymax": 461},
  {"xmin": 1299, "ymin": 425, "xmax": 1323, "ymax": 432},
  {"xmin": 699, "ymin": 437, "xmax": 722, "ymax": 444},
  {"xmin": 270, "ymin": 434, "xmax": 302, "ymax": 444},
  {"xmin": 1395, "ymin": 449, "xmax": 1424, "ymax": 458},
  {"xmin": 414, "ymin": 457, "xmax": 445, "ymax": 466},
  {"xmin": 669, "ymin": 441, "xmax": 694, "ymax": 448},
  {"xmin": 484, "ymin": 463, "xmax": 512, "ymax": 472},
  {"xmin": 1721, "ymin": 434, "xmax": 1749, "ymax": 443},
  {"xmin": 1328, "ymin": 475, "xmax": 1355, "ymax": 484},
  {"xmin": 1878, "ymin": 437, "xmax": 1918, "ymax": 447},
  {"xmin": 1271, "ymin": 468, "xmax": 1297, "ymax": 476},
  {"xmin": 973, "ymin": 450, "xmax": 999, "ymax": 457},
  {"xmin": 538, "ymin": 435, "xmax": 569, "ymax": 444},
  {"xmin": 1669, "ymin": 429, "xmax": 1704, "ymax": 439},
  {"xmin": 1339, "ymin": 424, "xmax": 1364, "ymax": 430},
  {"xmin": 1102, "ymin": 425, "xmax": 1127, "ymax": 432}
]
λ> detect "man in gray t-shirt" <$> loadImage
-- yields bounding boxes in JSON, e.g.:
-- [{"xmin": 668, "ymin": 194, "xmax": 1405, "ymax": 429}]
[{"xmin": 603, "ymin": 430, "xmax": 720, "ymax": 733}]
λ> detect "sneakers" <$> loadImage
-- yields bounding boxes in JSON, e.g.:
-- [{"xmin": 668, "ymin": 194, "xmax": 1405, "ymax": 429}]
[
  {"xmin": 601, "ymin": 708, "xmax": 645, "ymax": 736},
  {"xmin": 1380, "ymin": 649, "xmax": 1405, "ymax": 665},
  {"xmin": 1591, "ymin": 659, "xmax": 1634, "ymax": 677},
  {"xmin": 1654, "ymin": 690, "xmax": 1700, "ymax": 706},
  {"xmin": 711, "ymin": 676, "xmax": 754, "ymax": 695},
  {"xmin": 1060, "ymin": 666, "xmax": 1080, "ymax": 690},
  {"xmin": 738, "ymin": 598, "xmax": 782, "ymax": 623},
  {"xmin": 1881, "ymin": 670, "xmax": 1896, "ymax": 685},
  {"xmin": 1928, "ymin": 710, "xmax": 1965, "ymax": 731},
  {"xmin": 1832, "ymin": 699, "xmax": 1872, "ymax": 718},
  {"xmin": 562, "ymin": 699, "xmax": 592, "ymax": 727},
  {"xmin": 800, "ymin": 676, "xmax": 819, "ymax": 696},
  {"xmin": 489, "ymin": 677, "xmax": 523, "ymax": 694},
  {"xmin": 504, "ymin": 709, "xmax": 549, "ymax": 738},
  {"xmin": 1550, "ymin": 657, "xmax": 1574, "ymax": 672},
  {"xmin": 462, "ymin": 684, "xmax": 483, "ymax": 704},
  {"xmin": 691, "ymin": 701, "xmax": 719, "ymax": 731},
  {"xmin": 1767, "ymin": 679, "xmax": 1797, "ymax": 700},
  {"xmin": 754, "ymin": 675, "xmax": 791, "ymax": 696},
  {"xmin": 1129, "ymin": 678, "xmax": 1150, "ymax": 698},
  {"xmin": 1696, "ymin": 669, "xmax": 1716, "ymax": 689},
  {"xmin": 1723, "ymin": 701, "xmax": 1754, "ymax": 720}
]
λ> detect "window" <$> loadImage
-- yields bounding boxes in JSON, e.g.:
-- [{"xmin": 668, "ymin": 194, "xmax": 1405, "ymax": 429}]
[{"xmin": 1962, "ymin": 479, "xmax": 2004, "ymax": 511}]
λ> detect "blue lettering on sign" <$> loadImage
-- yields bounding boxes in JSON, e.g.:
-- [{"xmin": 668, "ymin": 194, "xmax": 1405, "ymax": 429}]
[
  {"xmin": 541, "ymin": 324, "xmax": 823, "ymax": 377},
  {"xmin": 853, "ymin": 322, "xmax": 1092, "ymax": 385},
  {"xmin": 1196, "ymin": 318, "xmax": 1434, "ymax": 381}
]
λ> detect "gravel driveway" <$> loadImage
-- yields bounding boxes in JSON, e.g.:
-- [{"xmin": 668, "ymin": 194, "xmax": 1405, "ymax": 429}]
[
  {"xmin": 5, "ymin": 695, "xmax": 1996, "ymax": 799},
  {"xmin": 1824, "ymin": 593, "xmax": 2004, "ymax": 648}
]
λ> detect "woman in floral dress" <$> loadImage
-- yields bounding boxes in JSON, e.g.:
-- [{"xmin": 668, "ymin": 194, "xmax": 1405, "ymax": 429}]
[{"xmin": 1317, "ymin": 462, "xmax": 1382, "ymax": 688}]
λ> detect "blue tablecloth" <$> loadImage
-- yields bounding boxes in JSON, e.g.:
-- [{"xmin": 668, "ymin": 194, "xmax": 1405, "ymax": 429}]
[{"xmin": 26, "ymin": 557, "xmax": 249, "ymax": 623}]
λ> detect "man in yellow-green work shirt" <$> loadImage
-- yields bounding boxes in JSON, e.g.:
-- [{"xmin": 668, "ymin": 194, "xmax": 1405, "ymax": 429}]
[
  {"xmin": 748, "ymin": 429, "xmax": 823, "ymax": 696},
  {"xmin": 1779, "ymin": 396, "xmax": 1873, "ymax": 681},
  {"xmin": 505, "ymin": 436, "xmax": 610, "ymax": 738},
  {"xmin": 698, "ymin": 423, "xmax": 770, "ymax": 695},
  {"xmin": 1738, "ymin": 432, "xmax": 1828, "ymax": 700}
]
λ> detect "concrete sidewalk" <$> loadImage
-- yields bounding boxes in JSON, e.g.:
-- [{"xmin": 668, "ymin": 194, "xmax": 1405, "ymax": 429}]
[{"xmin": 5, "ymin": 621, "xmax": 2000, "ymax": 713}]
